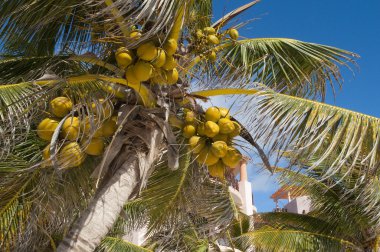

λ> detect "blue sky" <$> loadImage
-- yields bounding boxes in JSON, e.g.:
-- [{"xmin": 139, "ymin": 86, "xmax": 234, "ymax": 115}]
[{"xmin": 212, "ymin": 0, "xmax": 380, "ymax": 212}]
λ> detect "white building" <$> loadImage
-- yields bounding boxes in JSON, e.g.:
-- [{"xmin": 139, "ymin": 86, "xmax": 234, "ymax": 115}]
[{"xmin": 271, "ymin": 186, "xmax": 312, "ymax": 214}]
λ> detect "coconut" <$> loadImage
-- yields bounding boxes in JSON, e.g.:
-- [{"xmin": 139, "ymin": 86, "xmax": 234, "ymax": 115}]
[
  {"xmin": 129, "ymin": 31, "xmax": 142, "ymax": 40},
  {"xmin": 189, "ymin": 136, "xmax": 206, "ymax": 154},
  {"xmin": 133, "ymin": 61, "xmax": 153, "ymax": 81},
  {"xmin": 218, "ymin": 118, "xmax": 235, "ymax": 134},
  {"xmin": 196, "ymin": 146, "xmax": 219, "ymax": 166},
  {"xmin": 197, "ymin": 122, "xmax": 206, "ymax": 136},
  {"xmin": 183, "ymin": 124, "xmax": 197, "ymax": 138},
  {"xmin": 203, "ymin": 27, "xmax": 216, "ymax": 35},
  {"xmin": 102, "ymin": 119, "xmax": 117, "ymax": 137},
  {"xmin": 83, "ymin": 138, "xmax": 104, "ymax": 156},
  {"xmin": 229, "ymin": 121, "xmax": 241, "ymax": 138},
  {"xmin": 163, "ymin": 39, "xmax": 178, "ymax": 56},
  {"xmin": 58, "ymin": 142, "xmax": 85, "ymax": 168},
  {"xmin": 185, "ymin": 111, "xmax": 196, "ymax": 124},
  {"xmin": 137, "ymin": 42, "xmax": 158, "ymax": 61},
  {"xmin": 208, "ymin": 160, "xmax": 225, "ymax": 179},
  {"xmin": 37, "ymin": 118, "xmax": 59, "ymax": 141},
  {"xmin": 204, "ymin": 121, "xmax": 219, "ymax": 138},
  {"xmin": 219, "ymin": 107, "xmax": 230, "ymax": 119},
  {"xmin": 229, "ymin": 29, "xmax": 239, "ymax": 40},
  {"xmin": 50, "ymin": 97, "xmax": 73, "ymax": 118},
  {"xmin": 152, "ymin": 49, "xmax": 166, "ymax": 67},
  {"xmin": 42, "ymin": 144, "xmax": 52, "ymax": 167},
  {"xmin": 166, "ymin": 68, "xmax": 179, "ymax": 85},
  {"xmin": 151, "ymin": 70, "xmax": 167, "ymax": 85},
  {"xmin": 91, "ymin": 99, "xmax": 113, "ymax": 119},
  {"xmin": 212, "ymin": 133, "xmax": 229, "ymax": 143},
  {"xmin": 207, "ymin": 35, "xmax": 220, "ymax": 45},
  {"xmin": 62, "ymin": 117, "xmax": 80, "ymax": 141},
  {"xmin": 125, "ymin": 67, "xmax": 141, "ymax": 85},
  {"xmin": 222, "ymin": 147, "xmax": 242, "ymax": 168},
  {"xmin": 162, "ymin": 56, "xmax": 177, "ymax": 70},
  {"xmin": 115, "ymin": 48, "xmax": 134, "ymax": 69},
  {"xmin": 82, "ymin": 116, "xmax": 103, "ymax": 138},
  {"xmin": 196, "ymin": 29, "xmax": 204, "ymax": 39},
  {"xmin": 208, "ymin": 50, "xmax": 217, "ymax": 61},
  {"xmin": 205, "ymin": 107, "xmax": 221, "ymax": 122},
  {"xmin": 211, "ymin": 141, "xmax": 228, "ymax": 158}
]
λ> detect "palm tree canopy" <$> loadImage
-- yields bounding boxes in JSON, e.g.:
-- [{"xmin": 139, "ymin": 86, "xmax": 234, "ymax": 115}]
[{"xmin": 0, "ymin": 0, "xmax": 379, "ymax": 250}]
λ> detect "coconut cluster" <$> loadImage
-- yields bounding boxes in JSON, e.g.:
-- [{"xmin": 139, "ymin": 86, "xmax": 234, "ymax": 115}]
[
  {"xmin": 37, "ymin": 97, "xmax": 117, "ymax": 169},
  {"xmin": 182, "ymin": 106, "xmax": 243, "ymax": 180},
  {"xmin": 192, "ymin": 27, "xmax": 239, "ymax": 62},
  {"xmin": 116, "ymin": 38, "xmax": 179, "ymax": 86}
]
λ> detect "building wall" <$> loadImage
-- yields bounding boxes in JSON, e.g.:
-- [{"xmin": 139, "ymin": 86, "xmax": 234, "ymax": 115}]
[{"xmin": 284, "ymin": 196, "xmax": 312, "ymax": 214}]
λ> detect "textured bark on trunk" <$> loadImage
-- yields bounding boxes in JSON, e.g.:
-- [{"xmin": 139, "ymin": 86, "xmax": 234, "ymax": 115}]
[{"xmin": 57, "ymin": 128, "xmax": 162, "ymax": 252}]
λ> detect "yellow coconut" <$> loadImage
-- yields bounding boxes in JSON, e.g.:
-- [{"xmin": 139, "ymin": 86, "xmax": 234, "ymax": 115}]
[
  {"xmin": 196, "ymin": 146, "xmax": 219, "ymax": 166},
  {"xmin": 212, "ymin": 133, "xmax": 229, "ymax": 143},
  {"xmin": 162, "ymin": 56, "xmax": 177, "ymax": 70},
  {"xmin": 188, "ymin": 136, "xmax": 206, "ymax": 154},
  {"xmin": 205, "ymin": 107, "xmax": 221, "ymax": 122},
  {"xmin": 197, "ymin": 122, "xmax": 206, "ymax": 136},
  {"xmin": 115, "ymin": 48, "xmax": 134, "ymax": 69},
  {"xmin": 229, "ymin": 121, "xmax": 241, "ymax": 138},
  {"xmin": 152, "ymin": 49, "xmax": 166, "ymax": 68},
  {"xmin": 163, "ymin": 39, "xmax": 178, "ymax": 56},
  {"xmin": 204, "ymin": 121, "xmax": 219, "ymax": 138},
  {"xmin": 184, "ymin": 111, "xmax": 196, "ymax": 124},
  {"xmin": 207, "ymin": 35, "xmax": 220, "ymax": 45},
  {"xmin": 58, "ymin": 142, "xmax": 85, "ymax": 168},
  {"xmin": 203, "ymin": 27, "xmax": 216, "ymax": 35},
  {"xmin": 222, "ymin": 147, "xmax": 242, "ymax": 168},
  {"xmin": 125, "ymin": 67, "xmax": 141, "ymax": 85},
  {"xmin": 50, "ymin": 97, "xmax": 73, "ymax": 118},
  {"xmin": 102, "ymin": 119, "xmax": 117, "ymax": 137},
  {"xmin": 62, "ymin": 117, "xmax": 80, "ymax": 141},
  {"xmin": 83, "ymin": 138, "xmax": 104, "ymax": 156},
  {"xmin": 208, "ymin": 160, "xmax": 225, "ymax": 179},
  {"xmin": 210, "ymin": 141, "xmax": 228, "ymax": 158},
  {"xmin": 133, "ymin": 61, "xmax": 153, "ymax": 82},
  {"xmin": 37, "ymin": 118, "xmax": 59, "ymax": 141},
  {"xmin": 129, "ymin": 31, "xmax": 142, "ymax": 40},
  {"xmin": 208, "ymin": 50, "xmax": 217, "ymax": 61},
  {"xmin": 151, "ymin": 70, "xmax": 167, "ymax": 85},
  {"xmin": 229, "ymin": 29, "xmax": 239, "ymax": 40},
  {"xmin": 218, "ymin": 118, "xmax": 235, "ymax": 134},
  {"xmin": 91, "ymin": 99, "xmax": 113, "ymax": 119},
  {"xmin": 183, "ymin": 124, "xmax": 197, "ymax": 138},
  {"xmin": 137, "ymin": 42, "xmax": 158, "ymax": 61},
  {"xmin": 166, "ymin": 68, "xmax": 179, "ymax": 85},
  {"xmin": 42, "ymin": 144, "xmax": 52, "ymax": 167},
  {"xmin": 196, "ymin": 29, "xmax": 204, "ymax": 39},
  {"xmin": 82, "ymin": 116, "xmax": 103, "ymax": 138},
  {"xmin": 219, "ymin": 107, "xmax": 230, "ymax": 119}
]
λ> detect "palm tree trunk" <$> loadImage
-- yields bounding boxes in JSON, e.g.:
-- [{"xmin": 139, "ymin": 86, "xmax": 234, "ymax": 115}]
[{"xmin": 57, "ymin": 128, "xmax": 163, "ymax": 252}]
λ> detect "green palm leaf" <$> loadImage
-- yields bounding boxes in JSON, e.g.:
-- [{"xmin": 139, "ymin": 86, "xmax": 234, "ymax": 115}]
[
  {"xmin": 98, "ymin": 237, "xmax": 152, "ymax": 252},
  {"xmin": 214, "ymin": 38, "xmax": 358, "ymax": 100},
  {"xmin": 236, "ymin": 226, "xmax": 360, "ymax": 252}
]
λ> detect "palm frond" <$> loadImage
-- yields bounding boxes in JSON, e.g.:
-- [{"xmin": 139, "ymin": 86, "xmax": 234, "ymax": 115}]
[
  {"xmin": 216, "ymin": 38, "xmax": 358, "ymax": 100},
  {"xmin": 236, "ymin": 226, "xmax": 360, "ymax": 252},
  {"xmin": 98, "ymin": 237, "xmax": 152, "ymax": 252},
  {"xmin": 139, "ymin": 149, "xmax": 192, "ymax": 234},
  {"xmin": 250, "ymin": 90, "xmax": 380, "ymax": 180}
]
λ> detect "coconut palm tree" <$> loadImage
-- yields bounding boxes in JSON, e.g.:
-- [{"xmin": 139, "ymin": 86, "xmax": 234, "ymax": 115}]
[{"xmin": 1, "ymin": 0, "xmax": 380, "ymax": 251}]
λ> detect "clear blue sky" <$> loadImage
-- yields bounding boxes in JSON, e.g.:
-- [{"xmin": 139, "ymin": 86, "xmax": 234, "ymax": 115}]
[{"xmin": 213, "ymin": 0, "xmax": 380, "ymax": 212}]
